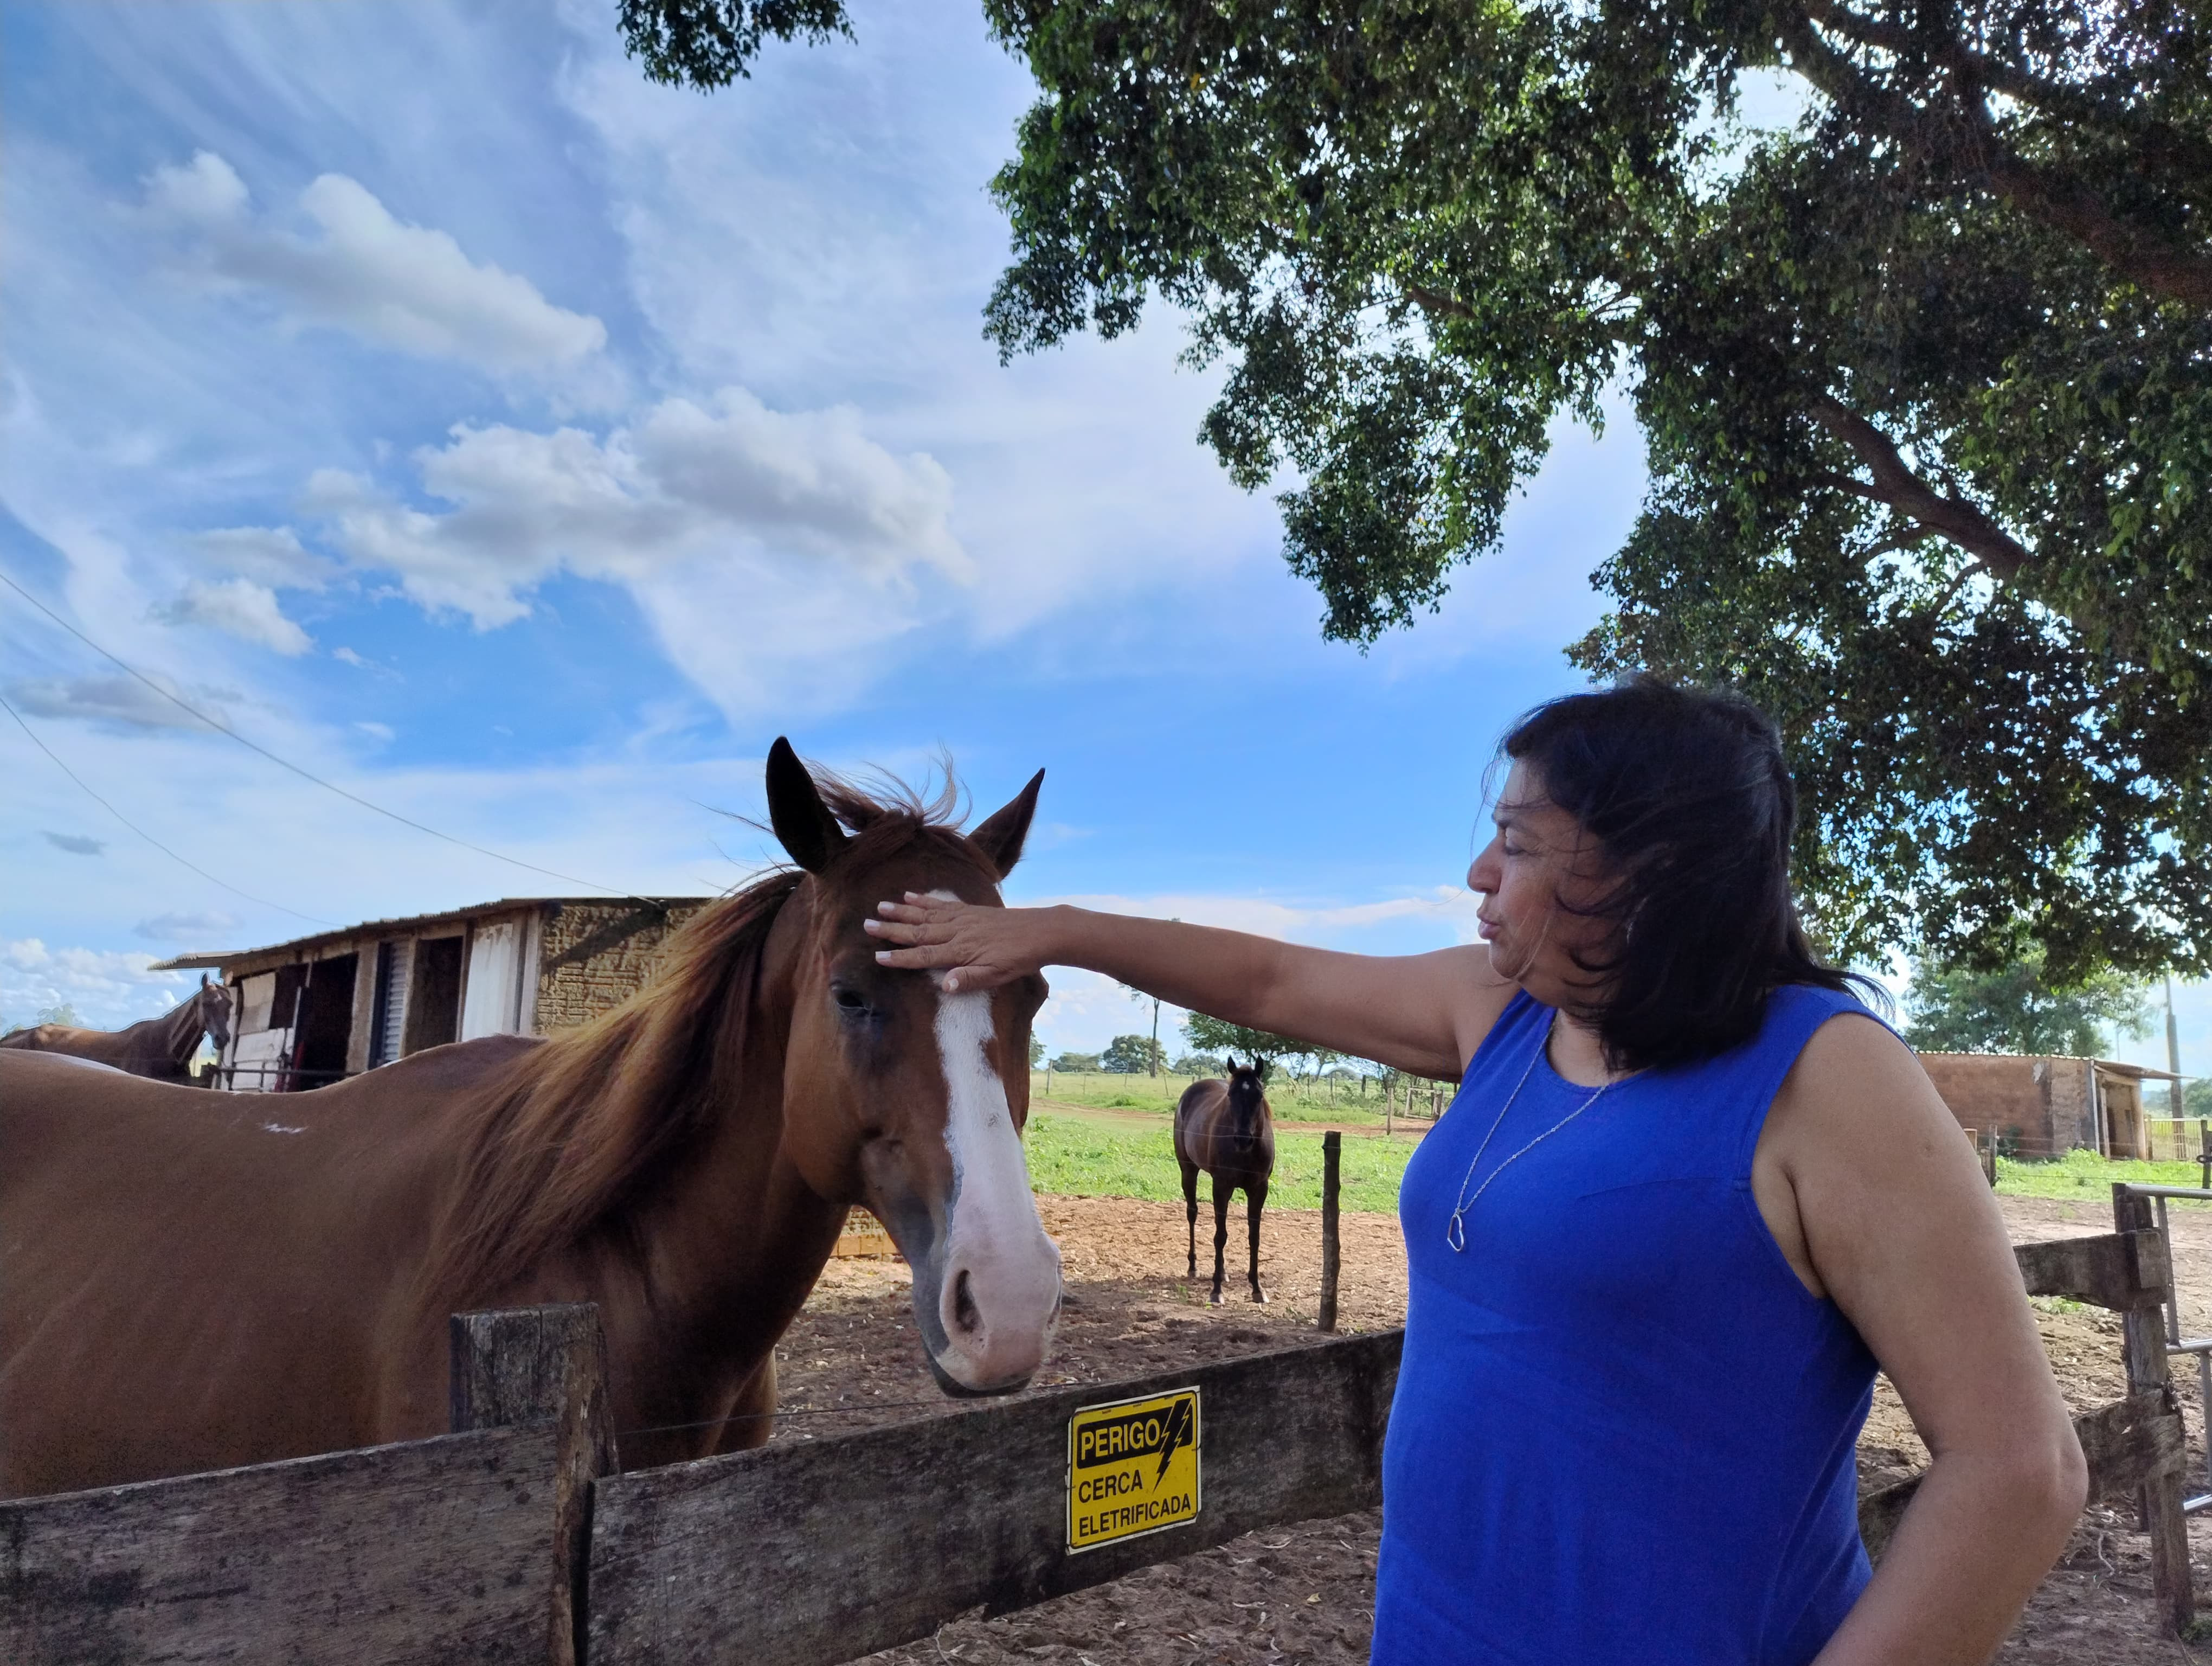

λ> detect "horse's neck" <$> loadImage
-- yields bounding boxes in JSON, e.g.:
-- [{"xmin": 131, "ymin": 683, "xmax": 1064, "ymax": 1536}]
[
  {"xmin": 154, "ymin": 995, "xmax": 205, "ymax": 1063},
  {"xmin": 597, "ymin": 917, "xmax": 843, "ymax": 1391}
]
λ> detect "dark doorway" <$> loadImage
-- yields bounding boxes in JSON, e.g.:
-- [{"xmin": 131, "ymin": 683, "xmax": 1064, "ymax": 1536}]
[
  {"xmin": 290, "ymin": 953, "xmax": 358, "ymax": 1090},
  {"xmin": 403, "ymin": 936, "xmax": 464, "ymax": 1055}
]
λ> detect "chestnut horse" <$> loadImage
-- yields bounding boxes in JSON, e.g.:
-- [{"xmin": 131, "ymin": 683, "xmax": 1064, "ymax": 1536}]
[
  {"xmin": 0, "ymin": 973, "xmax": 232, "ymax": 1082},
  {"xmin": 1174, "ymin": 1057, "xmax": 1276, "ymax": 1305},
  {"xmin": 0, "ymin": 741, "xmax": 1062, "ymax": 1497}
]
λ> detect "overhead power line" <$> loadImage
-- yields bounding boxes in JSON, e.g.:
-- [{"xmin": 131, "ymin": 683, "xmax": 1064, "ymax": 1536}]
[
  {"xmin": 0, "ymin": 569, "xmax": 651, "ymax": 905},
  {"xmin": 2, "ymin": 688, "xmax": 338, "ymax": 926}
]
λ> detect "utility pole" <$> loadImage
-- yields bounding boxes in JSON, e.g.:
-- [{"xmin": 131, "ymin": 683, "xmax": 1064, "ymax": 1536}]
[{"xmin": 2168, "ymin": 976, "xmax": 2185, "ymax": 1118}]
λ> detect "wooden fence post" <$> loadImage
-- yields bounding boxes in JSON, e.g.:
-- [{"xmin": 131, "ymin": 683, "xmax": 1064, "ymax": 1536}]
[
  {"xmin": 1319, "ymin": 1130, "xmax": 1341, "ymax": 1334},
  {"xmin": 2112, "ymin": 1188, "xmax": 2195, "ymax": 1636},
  {"xmin": 452, "ymin": 1304, "xmax": 619, "ymax": 1666}
]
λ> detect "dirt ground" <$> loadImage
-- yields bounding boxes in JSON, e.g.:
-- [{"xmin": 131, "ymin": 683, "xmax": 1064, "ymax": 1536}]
[{"xmin": 759, "ymin": 1194, "xmax": 2212, "ymax": 1665}]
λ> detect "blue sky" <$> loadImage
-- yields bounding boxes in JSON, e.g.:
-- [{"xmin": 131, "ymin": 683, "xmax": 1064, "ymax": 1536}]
[{"xmin": 4, "ymin": 0, "xmax": 2205, "ymax": 1078}]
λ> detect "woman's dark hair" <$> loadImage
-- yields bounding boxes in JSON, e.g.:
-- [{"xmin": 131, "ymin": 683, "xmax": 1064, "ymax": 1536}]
[{"xmin": 1499, "ymin": 675, "xmax": 1879, "ymax": 1072}]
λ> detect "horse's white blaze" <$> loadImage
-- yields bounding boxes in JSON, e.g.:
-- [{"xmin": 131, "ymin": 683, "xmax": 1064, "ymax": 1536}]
[{"xmin": 930, "ymin": 972, "xmax": 1061, "ymax": 1390}]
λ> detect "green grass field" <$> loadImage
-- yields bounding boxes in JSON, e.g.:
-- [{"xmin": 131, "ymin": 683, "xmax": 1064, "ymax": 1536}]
[
  {"xmin": 1023, "ymin": 1111, "xmax": 1418, "ymax": 1213},
  {"xmin": 1028, "ymin": 1070, "xmax": 1444, "ymax": 1128},
  {"xmin": 1021, "ymin": 1101, "xmax": 2209, "ymax": 1218},
  {"xmin": 1994, "ymin": 1148, "xmax": 2212, "ymax": 1208}
]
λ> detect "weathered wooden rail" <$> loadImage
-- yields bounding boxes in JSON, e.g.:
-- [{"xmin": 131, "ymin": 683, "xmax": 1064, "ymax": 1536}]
[{"xmin": 1, "ymin": 1199, "xmax": 2195, "ymax": 1662}]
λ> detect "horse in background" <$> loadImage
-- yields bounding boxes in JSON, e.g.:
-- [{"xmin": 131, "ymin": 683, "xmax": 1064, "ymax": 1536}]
[
  {"xmin": 0, "ymin": 974, "xmax": 232, "ymax": 1083},
  {"xmin": 1175, "ymin": 1056, "xmax": 1276, "ymax": 1305},
  {"xmin": 0, "ymin": 741, "xmax": 1063, "ymax": 1497}
]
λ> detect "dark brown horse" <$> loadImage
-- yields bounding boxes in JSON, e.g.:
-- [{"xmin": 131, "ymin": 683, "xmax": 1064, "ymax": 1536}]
[
  {"xmin": 0, "ymin": 742, "xmax": 1063, "ymax": 1497},
  {"xmin": 0, "ymin": 973, "xmax": 232, "ymax": 1082},
  {"xmin": 1174, "ymin": 1057, "xmax": 1276, "ymax": 1305}
]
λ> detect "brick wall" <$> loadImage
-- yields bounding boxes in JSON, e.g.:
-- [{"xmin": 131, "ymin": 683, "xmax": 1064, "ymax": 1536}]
[
  {"xmin": 532, "ymin": 902, "xmax": 712, "ymax": 1034},
  {"xmin": 1918, "ymin": 1053, "xmax": 2044, "ymax": 1147},
  {"xmin": 1917, "ymin": 1052, "xmax": 2100, "ymax": 1156}
]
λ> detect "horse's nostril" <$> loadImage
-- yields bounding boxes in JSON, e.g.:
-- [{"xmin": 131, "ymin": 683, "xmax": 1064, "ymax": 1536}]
[{"xmin": 953, "ymin": 1270, "xmax": 980, "ymax": 1336}]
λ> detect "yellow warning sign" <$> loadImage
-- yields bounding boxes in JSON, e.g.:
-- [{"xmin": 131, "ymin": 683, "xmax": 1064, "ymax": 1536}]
[{"xmin": 1066, "ymin": 1387, "xmax": 1201, "ymax": 1553}]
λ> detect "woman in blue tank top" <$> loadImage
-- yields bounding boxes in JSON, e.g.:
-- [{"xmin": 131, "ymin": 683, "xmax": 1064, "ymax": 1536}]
[{"xmin": 868, "ymin": 677, "xmax": 2088, "ymax": 1664}]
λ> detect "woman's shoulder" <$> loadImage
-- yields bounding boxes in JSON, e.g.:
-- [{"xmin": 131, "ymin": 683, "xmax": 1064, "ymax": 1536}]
[
  {"xmin": 1764, "ymin": 983, "xmax": 1926, "ymax": 1119},
  {"xmin": 1759, "ymin": 979, "xmax": 1899, "ymax": 1053}
]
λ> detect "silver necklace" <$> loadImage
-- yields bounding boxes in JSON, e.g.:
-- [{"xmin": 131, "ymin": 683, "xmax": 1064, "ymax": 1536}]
[{"xmin": 1445, "ymin": 1029, "xmax": 1623, "ymax": 1253}]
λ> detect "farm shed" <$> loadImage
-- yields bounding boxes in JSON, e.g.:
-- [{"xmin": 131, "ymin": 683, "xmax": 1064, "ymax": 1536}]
[
  {"xmin": 152, "ymin": 896, "xmax": 710, "ymax": 1091},
  {"xmin": 1917, "ymin": 1051, "xmax": 2182, "ymax": 1159}
]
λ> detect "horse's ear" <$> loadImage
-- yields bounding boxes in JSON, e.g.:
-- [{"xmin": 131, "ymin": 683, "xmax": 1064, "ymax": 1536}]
[
  {"xmin": 200, "ymin": 973, "xmax": 209, "ymax": 989},
  {"xmin": 766, "ymin": 737, "xmax": 848, "ymax": 874},
  {"xmin": 969, "ymin": 768, "xmax": 1045, "ymax": 880}
]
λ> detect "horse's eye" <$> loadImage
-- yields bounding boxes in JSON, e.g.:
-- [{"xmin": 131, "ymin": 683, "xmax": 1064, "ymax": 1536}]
[{"xmin": 833, "ymin": 986, "xmax": 869, "ymax": 1015}]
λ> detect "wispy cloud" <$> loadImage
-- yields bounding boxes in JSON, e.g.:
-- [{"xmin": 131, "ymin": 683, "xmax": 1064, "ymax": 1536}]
[
  {"xmin": 143, "ymin": 151, "xmax": 609, "ymax": 381},
  {"xmin": 6, "ymin": 674, "xmax": 215, "ymax": 732},
  {"xmin": 155, "ymin": 576, "xmax": 313, "ymax": 655},
  {"xmin": 190, "ymin": 526, "xmax": 338, "ymax": 589},
  {"xmin": 1019, "ymin": 887, "xmax": 1486, "ymax": 1053},
  {"xmin": 134, "ymin": 909, "xmax": 241, "ymax": 943},
  {"xmin": 1031, "ymin": 886, "xmax": 1484, "ymax": 944},
  {"xmin": 286, "ymin": 389, "xmax": 967, "ymax": 629},
  {"xmin": 42, "ymin": 831, "xmax": 106, "ymax": 856}
]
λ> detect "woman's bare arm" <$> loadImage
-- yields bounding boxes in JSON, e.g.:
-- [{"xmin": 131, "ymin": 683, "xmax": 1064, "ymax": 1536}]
[
  {"xmin": 865, "ymin": 897, "xmax": 1513, "ymax": 1079},
  {"xmin": 1756, "ymin": 1017, "xmax": 2087, "ymax": 1665}
]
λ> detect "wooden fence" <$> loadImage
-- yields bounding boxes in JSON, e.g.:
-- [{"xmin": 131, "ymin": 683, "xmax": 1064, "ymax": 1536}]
[
  {"xmin": 0, "ymin": 1193, "xmax": 2195, "ymax": 1662},
  {"xmin": 2145, "ymin": 1118, "xmax": 2211, "ymax": 1170}
]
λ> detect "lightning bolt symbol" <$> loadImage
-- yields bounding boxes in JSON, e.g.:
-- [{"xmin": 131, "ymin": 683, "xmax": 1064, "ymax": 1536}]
[{"xmin": 1153, "ymin": 1398, "xmax": 1192, "ymax": 1487}]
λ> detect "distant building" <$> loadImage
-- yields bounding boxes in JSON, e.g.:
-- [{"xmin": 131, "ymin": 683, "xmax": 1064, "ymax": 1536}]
[
  {"xmin": 152, "ymin": 896, "xmax": 711, "ymax": 1092},
  {"xmin": 1918, "ymin": 1051, "xmax": 2184, "ymax": 1158}
]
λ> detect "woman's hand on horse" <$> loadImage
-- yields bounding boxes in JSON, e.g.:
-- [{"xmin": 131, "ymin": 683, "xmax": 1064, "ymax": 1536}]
[{"xmin": 867, "ymin": 894, "xmax": 1051, "ymax": 992}]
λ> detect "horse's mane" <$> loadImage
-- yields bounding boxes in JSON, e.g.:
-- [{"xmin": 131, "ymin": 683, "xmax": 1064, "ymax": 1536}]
[{"xmin": 423, "ymin": 764, "xmax": 983, "ymax": 1311}]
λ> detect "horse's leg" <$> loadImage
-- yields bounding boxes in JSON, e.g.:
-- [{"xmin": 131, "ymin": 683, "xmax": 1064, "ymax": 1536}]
[
  {"xmin": 1210, "ymin": 1177, "xmax": 1231, "ymax": 1306},
  {"xmin": 1180, "ymin": 1159, "xmax": 1200, "ymax": 1280},
  {"xmin": 1246, "ymin": 1178, "xmax": 1268, "ymax": 1304},
  {"xmin": 709, "ymin": 1352, "xmax": 778, "ymax": 1457}
]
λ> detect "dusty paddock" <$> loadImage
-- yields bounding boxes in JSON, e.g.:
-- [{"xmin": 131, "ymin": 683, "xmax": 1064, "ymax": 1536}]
[{"xmin": 763, "ymin": 1195, "xmax": 2212, "ymax": 1665}]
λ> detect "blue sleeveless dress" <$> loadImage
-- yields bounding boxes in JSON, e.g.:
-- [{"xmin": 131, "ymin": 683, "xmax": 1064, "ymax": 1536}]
[{"xmin": 1374, "ymin": 984, "xmax": 1881, "ymax": 1664}]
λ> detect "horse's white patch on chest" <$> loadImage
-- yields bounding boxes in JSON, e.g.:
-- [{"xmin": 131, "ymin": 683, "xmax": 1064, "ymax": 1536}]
[{"xmin": 261, "ymin": 1123, "xmax": 306, "ymax": 1135}]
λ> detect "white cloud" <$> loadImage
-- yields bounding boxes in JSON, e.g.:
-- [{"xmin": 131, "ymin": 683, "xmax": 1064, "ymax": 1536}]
[
  {"xmin": 355, "ymin": 720, "xmax": 395, "ymax": 741},
  {"xmin": 134, "ymin": 909, "xmax": 241, "ymax": 943},
  {"xmin": 1018, "ymin": 887, "xmax": 1487, "ymax": 1055},
  {"xmin": 330, "ymin": 646, "xmax": 397, "ymax": 676},
  {"xmin": 293, "ymin": 388, "xmax": 967, "ymax": 632},
  {"xmin": 143, "ymin": 151, "xmax": 608, "ymax": 380},
  {"xmin": 6, "ymin": 674, "xmax": 213, "ymax": 731},
  {"xmin": 1030, "ymin": 886, "xmax": 1485, "ymax": 944},
  {"xmin": 155, "ymin": 576, "xmax": 314, "ymax": 655},
  {"xmin": 191, "ymin": 525, "xmax": 338, "ymax": 589},
  {"xmin": 1, "ymin": 938, "xmax": 184, "ymax": 1029}
]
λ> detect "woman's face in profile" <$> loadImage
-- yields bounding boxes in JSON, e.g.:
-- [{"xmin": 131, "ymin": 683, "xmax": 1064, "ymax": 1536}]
[{"xmin": 1467, "ymin": 762, "xmax": 1618, "ymax": 1005}]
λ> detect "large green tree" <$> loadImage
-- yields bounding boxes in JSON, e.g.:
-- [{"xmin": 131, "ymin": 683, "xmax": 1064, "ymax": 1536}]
[
  {"xmin": 1181, "ymin": 1013, "xmax": 1302, "ymax": 1070},
  {"xmin": 620, "ymin": 0, "xmax": 2212, "ymax": 979},
  {"xmin": 1905, "ymin": 949, "xmax": 2153, "ymax": 1056},
  {"xmin": 1101, "ymin": 1031, "xmax": 1170, "ymax": 1072}
]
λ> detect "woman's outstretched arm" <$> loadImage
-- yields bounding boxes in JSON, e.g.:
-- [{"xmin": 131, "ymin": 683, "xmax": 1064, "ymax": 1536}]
[{"xmin": 865, "ymin": 896, "xmax": 1510, "ymax": 1080}]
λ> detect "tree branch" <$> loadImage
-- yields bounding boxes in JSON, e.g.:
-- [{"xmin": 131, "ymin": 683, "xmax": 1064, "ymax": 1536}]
[
  {"xmin": 1778, "ymin": 8, "xmax": 2212, "ymax": 311},
  {"xmin": 1956, "ymin": 104, "xmax": 2212, "ymax": 311},
  {"xmin": 1808, "ymin": 398, "xmax": 2031, "ymax": 579},
  {"xmin": 1403, "ymin": 282, "xmax": 1473, "ymax": 321}
]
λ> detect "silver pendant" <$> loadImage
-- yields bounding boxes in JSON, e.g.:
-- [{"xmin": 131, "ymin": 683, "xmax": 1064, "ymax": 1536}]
[{"xmin": 1446, "ymin": 1210, "xmax": 1467, "ymax": 1253}]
